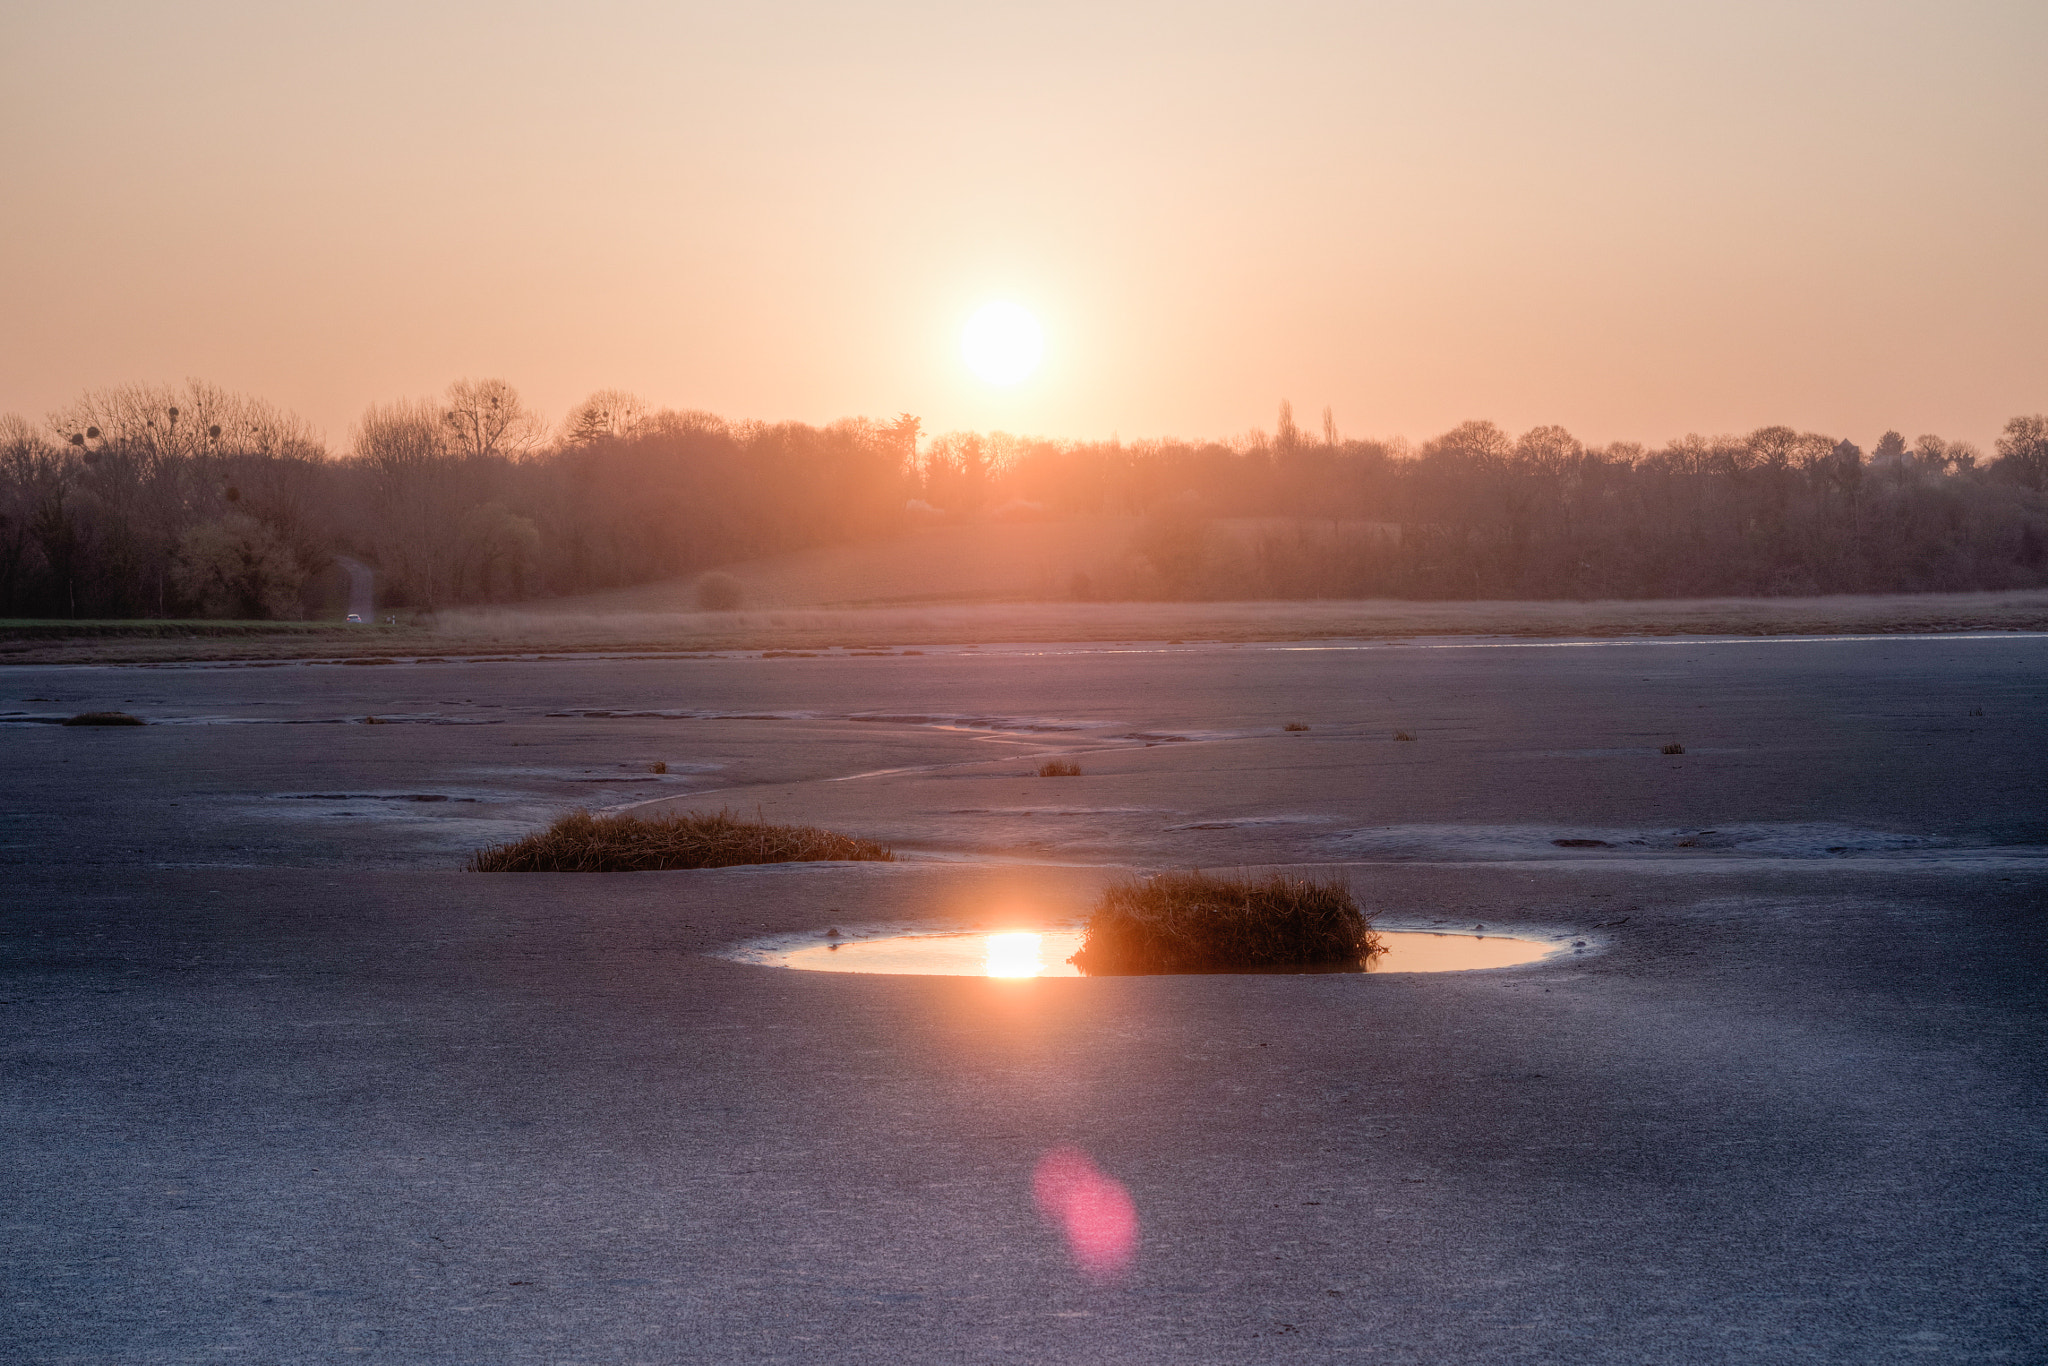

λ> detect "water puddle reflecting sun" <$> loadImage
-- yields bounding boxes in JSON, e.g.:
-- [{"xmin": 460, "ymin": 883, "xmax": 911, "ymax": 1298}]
[{"xmin": 764, "ymin": 926, "xmax": 1569, "ymax": 976}]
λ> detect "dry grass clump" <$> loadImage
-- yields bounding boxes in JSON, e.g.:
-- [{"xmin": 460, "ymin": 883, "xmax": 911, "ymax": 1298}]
[
  {"xmin": 63, "ymin": 711, "xmax": 144, "ymax": 726},
  {"xmin": 1660, "ymin": 742, "xmax": 1685, "ymax": 755},
  {"xmin": 1038, "ymin": 759, "xmax": 1082, "ymax": 777},
  {"xmin": 1393, "ymin": 730, "xmax": 1415, "ymax": 742},
  {"xmin": 469, "ymin": 808, "xmax": 894, "ymax": 872},
  {"xmin": 1068, "ymin": 871, "xmax": 1381, "ymax": 975},
  {"xmin": 1283, "ymin": 721, "xmax": 1310, "ymax": 732}
]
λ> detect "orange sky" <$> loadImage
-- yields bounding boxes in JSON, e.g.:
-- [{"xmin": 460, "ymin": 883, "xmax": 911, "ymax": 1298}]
[{"xmin": 4, "ymin": 1, "xmax": 2044, "ymax": 452}]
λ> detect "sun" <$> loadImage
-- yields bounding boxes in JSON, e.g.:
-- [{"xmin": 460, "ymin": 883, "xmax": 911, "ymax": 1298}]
[{"xmin": 961, "ymin": 302, "xmax": 1043, "ymax": 385}]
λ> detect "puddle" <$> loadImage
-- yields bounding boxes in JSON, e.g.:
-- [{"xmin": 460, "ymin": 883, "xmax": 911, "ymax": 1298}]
[{"xmin": 746, "ymin": 926, "xmax": 1568, "ymax": 977}]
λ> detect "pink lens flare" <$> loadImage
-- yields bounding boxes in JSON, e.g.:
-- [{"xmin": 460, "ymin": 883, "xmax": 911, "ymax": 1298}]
[{"xmin": 1033, "ymin": 1146, "xmax": 1139, "ymax": 1282}]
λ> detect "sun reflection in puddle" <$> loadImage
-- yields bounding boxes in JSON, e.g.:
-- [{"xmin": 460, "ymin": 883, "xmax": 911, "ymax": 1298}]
[
  {"xmin": 984, "ymin": 932, "xmax": 1048, "ymax": 977},
  {"xmin": 768, "ymin": 927, "xmax": 1568, "ymax": 976}
]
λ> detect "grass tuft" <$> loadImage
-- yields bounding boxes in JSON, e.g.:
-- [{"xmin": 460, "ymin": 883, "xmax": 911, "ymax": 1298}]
[
  {"xmin": 1068, "ymin": 870, "xmax": 1381, "ymax": 975},
  {"xmin": 1393, "ymin": 730, "xmax": 1415, "ymax": 742},
  {"xmin": 62, "ymin": 711, "xmax": 144, "ymax": 726},
  {"xmin": 1038, "ymin": 759, "xmax": 1082, "ymax": 777},
  {"xmin": 469, "ymin": 808, "xmax": 894, "ymax": 872},
  {"xmin": 1661, "ymin": 742, "xmax": 1685, "ymax": 755},
  {"xmin": 1283, "ymin": 722, "xmax": 1310, "ymax": 732},
  {"xmin": 648, "ymin": 760, "xmax": 668, "ymax": 774}
]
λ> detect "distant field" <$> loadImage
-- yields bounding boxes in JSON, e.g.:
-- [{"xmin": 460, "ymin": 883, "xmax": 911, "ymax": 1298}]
[
  {"xmin": 547, "ymin": 514, "xmax": 1155, "ymax": 612},
  {"xmin": 433, "ymin": 591, "xmax": 2048, "ymax": 652},
  {"xmin": 521, "ymin": 514, "xmax": 1406, "ymax": 614}
]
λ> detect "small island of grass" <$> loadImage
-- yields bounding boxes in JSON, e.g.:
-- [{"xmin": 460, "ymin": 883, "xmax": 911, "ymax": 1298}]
[
  {"xmin": 469, "ymin": 809, "xmax": 894, "ymax": 872},
  {"xmin": 1068, "ymin": 870, "xmax": 1381, "ymax": 975}
]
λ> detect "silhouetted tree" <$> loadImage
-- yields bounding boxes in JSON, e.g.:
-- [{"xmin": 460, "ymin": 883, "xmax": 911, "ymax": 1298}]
[
  {"xmin": 442, "ymin": 379, "xmax": 546, "ymax": 461},
  {"xmin": 172, "ymin": 513, "xmax": 305, "ymax": 619},
  {"xmin": 564, "ymin": 390, "xmax": 648, "ymax": 445},
  {"xmin": 882, "ymin": 414, "xmax": 922, "ymax": 475},
  {"xmin": 1995, "ymin": 415, "xmax": 2048, "ymax": 491},
  {"xmin": 4, "ymin": 380, "xmax": 2046, "ymax": 616}
]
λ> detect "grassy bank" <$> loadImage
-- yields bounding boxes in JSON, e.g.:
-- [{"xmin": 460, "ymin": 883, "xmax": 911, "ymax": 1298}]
[
  {"xmin": 3, "ymin": 590, "xmax": 2044, "ymax": 665},
  {"xmin": 0, "ymin": 618, "xmax": 410, "ymax": 639},
  {"xmin": 469, "ymin": 809, "xmax": 894, "ymax": 872}
]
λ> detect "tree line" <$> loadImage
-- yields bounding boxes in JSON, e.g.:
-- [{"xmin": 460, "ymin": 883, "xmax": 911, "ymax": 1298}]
[{"xmin": 2, "ymin": 382, "xmax": 2043, "ymax": 618}]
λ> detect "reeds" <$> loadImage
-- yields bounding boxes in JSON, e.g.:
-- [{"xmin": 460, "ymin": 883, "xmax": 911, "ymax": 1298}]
[
  {"xmin": 1068, "ymin": 870, "xmax": 1381, "ymax": 975},
  {"xmin": 469, "ymin": 808, "xmax": 894, "ymax": 872},
  {"xmin": 1661, "ymin": 742, "xmax": 1685, "ymax": 755},
  {"xmin": 1038, "ymin": 759, "xmax": 1082, "ymax": 777}
]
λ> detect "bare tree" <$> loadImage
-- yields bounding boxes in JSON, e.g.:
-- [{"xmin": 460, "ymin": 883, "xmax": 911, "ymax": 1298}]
[
  {"xmin": 564, "ymin": 390, "xmax": 649, "ymax": 445},
  {"xmin": 1276, "ymin": 400, "xmax": 1299, "ymax": 451},
  {"xmin": 353, "ymin": 399, "xmax": 446, "ymax": 473},
  {"xmin": 1421, "ymin": 420, "xmax": 1513, "ymax": 468},
  {"xmin": 1908, "ymin": 435, "xmax": 1979, "ymax": 478},
  {"xmin": 1514, "ymin": 425, "xmax": 1583, "ymax": 476},
  {"xmin": 0, "ymin": 415, "xmax": 56, "ymax": 606},
  {"xmin": 350, "ymin": 399, "xmax": 466, "ymax": 606},
  {"xmin": 1995, "ymin": 415, "xmax": 2048, "ymax": 491},
  {"xmin": 441, "ymin": 379, "xmax": 546, "ymax": 461},
  {"xmin": 48, "ymin": 381, "xmax": 319, "ymax": 461}
]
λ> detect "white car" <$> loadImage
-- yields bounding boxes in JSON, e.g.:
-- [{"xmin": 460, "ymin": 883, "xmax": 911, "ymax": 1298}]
[{"xmin": 346, "ymin": 614, "xmax": 363, "ymax": 624}]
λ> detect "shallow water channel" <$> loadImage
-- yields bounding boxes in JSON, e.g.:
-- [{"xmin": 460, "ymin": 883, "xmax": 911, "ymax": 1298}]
[{"xmin": 752, "ymin": 926, "xmax": 1569, "ymax": 977}]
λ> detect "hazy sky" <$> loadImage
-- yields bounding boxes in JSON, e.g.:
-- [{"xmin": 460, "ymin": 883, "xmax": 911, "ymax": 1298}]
[{"xmin": 4, "ymin": 0, "xmax": 2044, "ymax": 451}]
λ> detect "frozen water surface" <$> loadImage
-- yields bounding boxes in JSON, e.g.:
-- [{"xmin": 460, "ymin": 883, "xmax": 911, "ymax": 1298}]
[{"xmin": 4, "ymin": 630, "xmax": 2045, "ymax": 1363}]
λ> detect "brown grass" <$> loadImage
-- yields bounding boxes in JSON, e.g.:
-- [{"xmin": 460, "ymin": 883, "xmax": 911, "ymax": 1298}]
[
  {"xmin": 1068, "ymin": 871, "xmax": 1382, "ymax": 975},
  {"xmin": 469, "ymin": 809, "xmax": 894, "ymax": 872},
  {"xmin": 1038, "ymin": 760, "xmax": 1082, "ymax": 777},
  {"xmin": 62, "ymin": 711, "xmax": 144, "ymax": 726},
  {"xmin": 10, "ymin": 589, "xmax": 2048, "ymax": 665},
  {"xmin": 1661, "ymin": 742, "xmax": 1685, "ymax": 755},
  {"xmin": 1283, "ymin": 721, "xmax": 1310, "ymax": 731}
]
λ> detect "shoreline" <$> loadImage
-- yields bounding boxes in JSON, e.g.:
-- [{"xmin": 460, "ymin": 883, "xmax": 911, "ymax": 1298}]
[{"xmin": 5, "ymin": 587, "xmax": 2048, "ymax": 666}]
